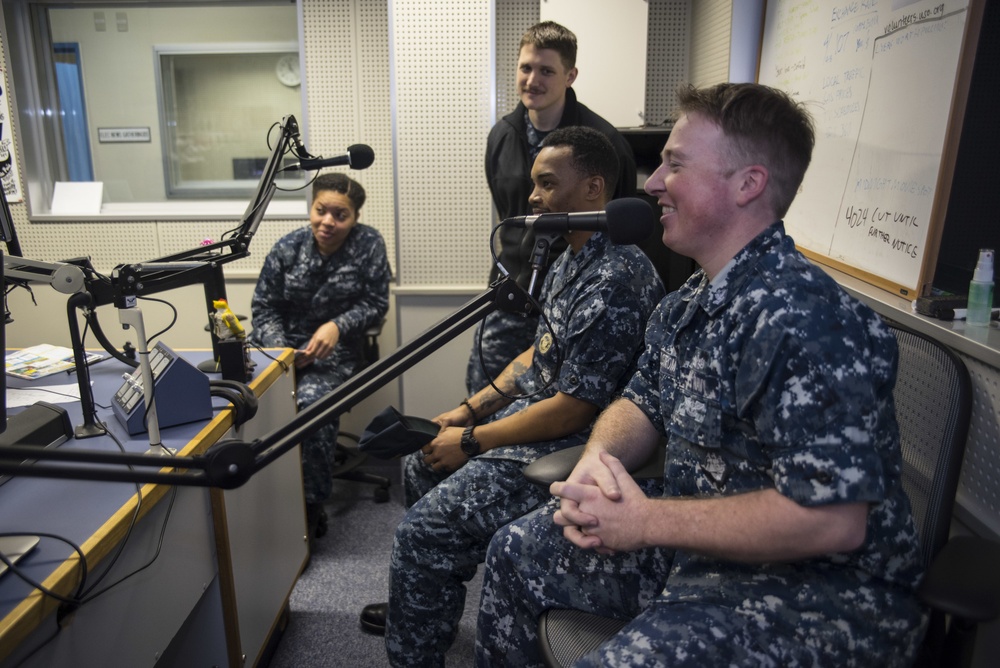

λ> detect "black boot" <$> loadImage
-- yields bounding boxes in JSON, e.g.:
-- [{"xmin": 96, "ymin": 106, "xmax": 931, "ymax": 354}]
[
  {"xmin": 306, "ymin": 503, "xmax": 329, "ymax": 539},
  {"xmin": 360, "ymin": 602, "xmax": 388, "ymax": 635}
]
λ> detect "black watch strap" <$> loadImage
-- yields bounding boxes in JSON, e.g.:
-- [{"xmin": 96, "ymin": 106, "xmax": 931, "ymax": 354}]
[{"xmin": 460, "ymin": 425, "xmax": 481, "ymax": 457}]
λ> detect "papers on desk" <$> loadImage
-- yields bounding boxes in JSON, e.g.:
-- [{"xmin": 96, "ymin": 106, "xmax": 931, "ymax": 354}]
[
  {"xmin": 5, "ymin": 344, "xmax": 104, "ymax": 380},
  {"xmin": 6, "ymin": 382, "xmax": 82, "ymax": 407}
]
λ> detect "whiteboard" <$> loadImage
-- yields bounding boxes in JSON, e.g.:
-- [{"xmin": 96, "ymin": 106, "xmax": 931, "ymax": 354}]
[{"xmin": 758, "ymin": 0, "xmax": 984, "ymax": 297}]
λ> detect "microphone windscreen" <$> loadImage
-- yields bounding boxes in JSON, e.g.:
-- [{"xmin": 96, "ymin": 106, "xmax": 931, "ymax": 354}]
[
  {"xmin": 348, "ymin": 144, "xmax": 375, "ymax": 169},
  {"xmin": 605, "ymin": 197, "xmax": 656, "ymax": 245}
]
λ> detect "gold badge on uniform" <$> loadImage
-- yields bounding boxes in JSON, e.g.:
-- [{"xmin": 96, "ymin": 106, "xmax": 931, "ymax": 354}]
[{"xmin": 538, "ymin": 332, "xmax": 553, "ymax": 354}]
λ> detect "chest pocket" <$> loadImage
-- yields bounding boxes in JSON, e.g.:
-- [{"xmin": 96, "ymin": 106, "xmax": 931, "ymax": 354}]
[
  {"xmin": 284, "ymin": 265, "xmax": 362, "ymax": 311},
  {"xmin": 662, "ymin": 345, "xmax": 723, "ymax": 450}
]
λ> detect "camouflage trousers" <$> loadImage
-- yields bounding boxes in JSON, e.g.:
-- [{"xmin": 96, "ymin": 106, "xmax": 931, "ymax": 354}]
[
  {"xmin": 296, "ymin": 364, "xmax": 349, "ymax": 505},
  {"xmin": 475, "ymin": 492, "xmax": 926, "ymax": 668},
  {"xmin": 385, "ymin": 452, "xmax": 553, "ymax": 667},
  {"xmin": 465, "ymin": 309, "xmax": 537, "ymax": 396}
]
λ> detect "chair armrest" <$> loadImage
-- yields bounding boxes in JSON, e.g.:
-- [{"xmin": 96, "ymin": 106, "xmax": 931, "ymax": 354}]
[
  {"xmin": 365, "ymin": 319, "xmax": 386, "ymax": 338},
  {"xmin": 918, "ymin": 535, "xmax": 1000, "ymax": 623},
  {"xmin": 524, "ymin": 445, "xmax": 586, "ymax": 488},
  {"xmin": 523, "ymin": 443, "xmax": 666, "ymax": 489}
]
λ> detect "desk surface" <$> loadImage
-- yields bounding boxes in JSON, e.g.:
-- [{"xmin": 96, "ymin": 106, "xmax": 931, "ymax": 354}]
[{"xmin": 0, "ymin": 347, "xmax": 294, "ymax": 659}]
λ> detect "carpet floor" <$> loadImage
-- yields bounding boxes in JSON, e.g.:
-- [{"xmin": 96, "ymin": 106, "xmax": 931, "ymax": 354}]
[{"xmin": 266, "ymin": 459, "xmax": 481, "ymax": 667}]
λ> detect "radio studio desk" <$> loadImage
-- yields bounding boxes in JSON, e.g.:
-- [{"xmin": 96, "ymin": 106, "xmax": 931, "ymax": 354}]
[{"xmin": 0, "ymin": 348, "xmax": 306, "ymax": 667}]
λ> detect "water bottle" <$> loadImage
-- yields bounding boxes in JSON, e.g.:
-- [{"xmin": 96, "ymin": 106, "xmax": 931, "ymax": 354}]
[{"xmin": 966, "ymin": 248, "xmax": 995, "ymax": 326}]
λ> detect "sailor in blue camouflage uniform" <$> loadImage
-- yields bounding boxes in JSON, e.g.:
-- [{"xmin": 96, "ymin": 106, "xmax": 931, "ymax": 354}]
[
  {"xmin": 249, "ymin": 173, "xmax": 390, "ymax": 535},
  {"xmin": 467, "ymin": 21, "xmax": 637, "ymax": 396},
  {"xmin": 476, "ymin": 83, "xmax": 928, "ymax": 668},
  {"xmin": 360, "ymin": 127, "xmax": 663, "ymax": 667}
]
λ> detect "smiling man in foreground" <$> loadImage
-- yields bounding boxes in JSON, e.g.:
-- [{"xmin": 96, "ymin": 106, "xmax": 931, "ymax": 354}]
[{"xmin": 476, "ymin": 82, "xmax": 927, "ymax": 668}]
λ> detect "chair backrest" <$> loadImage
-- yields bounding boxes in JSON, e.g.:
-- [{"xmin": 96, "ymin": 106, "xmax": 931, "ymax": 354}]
[{"xmin": 887, "ymin": 321, "xmax": 972, "ymax": 569}]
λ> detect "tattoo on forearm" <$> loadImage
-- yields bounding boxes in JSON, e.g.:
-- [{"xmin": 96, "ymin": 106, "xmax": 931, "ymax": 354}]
[
  {"xmin": 479, "ymin": 390, "xmax": 505, "ymax": 414},
  {"xmin": 478, "ymin": 358, "xmax": 528, "ymax": 413}
]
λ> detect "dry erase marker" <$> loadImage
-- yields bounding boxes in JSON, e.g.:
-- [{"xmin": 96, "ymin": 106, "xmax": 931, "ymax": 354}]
[{"xmin": 948, "ymin": 308, "xmax": 1000, "ymax": 321}]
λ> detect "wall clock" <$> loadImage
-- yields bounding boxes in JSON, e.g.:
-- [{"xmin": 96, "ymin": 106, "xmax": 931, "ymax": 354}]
[{"xmin": 275, "ymin": 54, "xmax": 301, "ymax": 87}]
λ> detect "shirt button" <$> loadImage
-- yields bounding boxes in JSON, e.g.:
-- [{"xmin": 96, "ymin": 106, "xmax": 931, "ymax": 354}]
[{"xmin": 815, "ymin": 471, "xmax": 833, "ymax": 484}]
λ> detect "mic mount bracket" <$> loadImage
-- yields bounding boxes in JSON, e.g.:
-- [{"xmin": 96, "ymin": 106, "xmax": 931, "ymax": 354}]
[{"xmin": 525, "ymin": 231, "xmax": 560, "ymax": 305}]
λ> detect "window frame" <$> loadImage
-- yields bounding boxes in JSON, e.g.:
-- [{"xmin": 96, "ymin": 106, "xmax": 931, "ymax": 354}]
[
  {"xmin": 1, "ymin": 0, "xmax": 308, "ymax": 222},
  {"xmin": 154, "ymin": 41, "xmax": 305, "ymax": 200}
]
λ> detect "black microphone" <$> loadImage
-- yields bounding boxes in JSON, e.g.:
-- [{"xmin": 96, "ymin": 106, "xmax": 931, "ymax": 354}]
[
  {"xmin": 501, "ymin": 197, "xmax": 655, "ymax": 245},
  {"xmin": 287, "ymin": 144, "xmax": 375, "ymax": 171}
]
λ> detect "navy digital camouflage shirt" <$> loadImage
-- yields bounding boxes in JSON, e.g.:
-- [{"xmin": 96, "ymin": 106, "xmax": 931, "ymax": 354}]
[
  {"xmin": 249, "ymin": 224, "xmax": 391, "ymax": 373},
  {"xmin": 622, "ymin": 222, "xmax": 925, "ymax": 611},
  {"xmin": 480, "ymin": 231, "xmax": 665, "ymax": 465}
]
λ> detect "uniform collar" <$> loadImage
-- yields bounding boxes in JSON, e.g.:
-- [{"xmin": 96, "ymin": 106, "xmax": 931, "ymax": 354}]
[
  {"xmin": 547, "ymin": 231, "xmax": 609, "ymax": 298},
  {"xmin": 685, "ymin": 221, "xmax": 787, "ymax": 316}
]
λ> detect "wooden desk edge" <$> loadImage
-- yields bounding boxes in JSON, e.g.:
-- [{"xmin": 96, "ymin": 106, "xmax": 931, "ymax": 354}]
[{"xmin": 0, "ymin": 348, "xmax": 295, "ymax": 661}]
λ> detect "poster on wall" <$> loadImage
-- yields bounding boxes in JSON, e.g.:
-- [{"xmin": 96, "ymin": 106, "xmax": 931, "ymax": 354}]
[{"xmin": 0, "ymin": 69, "xmax": 24, "ymax": 203}]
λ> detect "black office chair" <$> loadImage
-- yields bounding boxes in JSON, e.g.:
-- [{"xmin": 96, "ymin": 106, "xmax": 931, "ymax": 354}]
[
  {"xmin": 525, "ymin": 321, "xmax": 1000, "ymax": 668},
  {"xmin": 330, "ymin": 318, "xmax": 392, "ymax": 503}
]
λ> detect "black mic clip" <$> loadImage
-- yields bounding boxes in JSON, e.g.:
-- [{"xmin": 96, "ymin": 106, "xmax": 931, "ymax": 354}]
[
  {"xmin": 525, "ymin": 232, "xmax": 558, "ymax": 300},
  {"xmin": 283, "ymin": 115, "xmax": 318, "ymax": 163}
]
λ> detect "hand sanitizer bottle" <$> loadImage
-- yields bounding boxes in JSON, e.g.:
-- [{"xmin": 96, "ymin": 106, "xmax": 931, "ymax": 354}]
[{"xmin": 967, "ymin": 248, "xmax": 995, "ymax": 326}]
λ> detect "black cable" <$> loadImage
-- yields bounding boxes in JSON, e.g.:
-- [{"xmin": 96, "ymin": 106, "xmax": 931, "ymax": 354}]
[
  {"xmin": 474, "ymin": 226, "xmax": 562, "ymax": 402},
  {"xmin": 74, "ymin": 422, "xmax": 144, "ymax": 599},
  {"xmin": 8, "ymin": 387, "xmax": 80, "ymax": 402},
  {"xmin": 0, "ymin": 429, "xmax": 179, "ymax": 608},
  {"xmin": 273, "ymin": 130, "xmax": 316, "ymax": 192},
  {"xmin": 0, "ymin": 529, "xmax": 88, "ymax": 667},
  {"xmin": 248, "ymin": 341, "xmax": 290, "ymax": 373},
  {"xmin": 274, "ymin": 174, "xmax": 316, "ymax": 193},
  {"xmin": 137, "ymin": 295, "xmax": 178, "ymax": 343},
  {"xmin": 73, "ymin": 485, "xmax": 178, "ymax": 605},
  {"xmin": 0, "ymin": 532, "xmax": 89, "ymax": 604}
]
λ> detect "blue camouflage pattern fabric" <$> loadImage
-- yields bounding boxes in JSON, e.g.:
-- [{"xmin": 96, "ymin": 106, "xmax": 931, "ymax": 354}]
[
  {"xmin": 465, "ymin": 109, "xmax": 552, "ymax": 395},
  {"xmin": 249, "ymin": 224, "xmax": 390, "ymax": 504},
  {"xmin": 476, "ymin": 222, "xmax": 927, "ymax": 667},
  {"xmin": 385, "ymin": 231, "xmax": 665, "ymax": 667},
  {"xmin": 466, "ymin": 309, "xmax": 535, "ymax": 396}
]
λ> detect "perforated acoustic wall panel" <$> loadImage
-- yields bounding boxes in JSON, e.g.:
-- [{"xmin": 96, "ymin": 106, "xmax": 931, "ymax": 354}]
[
  {"xmin": 494, "ymin": 0, "xmax": 540, "ymax": 122},
  {"xmin": 390, "ymin": 0, "xmax": 494, "ymax": 286},
  {"xmin": 646, "ymin": 0, "xmax": 690, "ymax": 125},
  {"xmin": 301, "ymin": 0, "xmax": 396, "ymax": 278}
]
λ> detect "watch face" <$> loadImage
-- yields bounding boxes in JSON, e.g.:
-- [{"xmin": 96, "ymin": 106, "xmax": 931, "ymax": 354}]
[{"xmin": 276, "ymin": 54, "xmax": 301, "ymax": 87}]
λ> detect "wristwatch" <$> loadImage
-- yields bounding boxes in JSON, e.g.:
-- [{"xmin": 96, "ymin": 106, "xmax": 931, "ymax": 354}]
[{"xmin": 460, "ymin": 426, "xmax": 481, "ymax": 457}]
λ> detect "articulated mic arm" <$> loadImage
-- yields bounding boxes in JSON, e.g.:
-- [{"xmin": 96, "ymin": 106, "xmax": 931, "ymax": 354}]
[
  {"xmin": 0, "ymin": 113, "xmax": 549, "ymax": 488},
  {"xmin": 0, "ymin": 276, "xmax": 535, "ymax": 487}
]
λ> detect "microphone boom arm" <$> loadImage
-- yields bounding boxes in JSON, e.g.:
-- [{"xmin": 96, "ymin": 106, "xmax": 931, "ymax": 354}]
[{"xmin": 0, "ymin": 276, "xmax": 533, "ymax": 488}]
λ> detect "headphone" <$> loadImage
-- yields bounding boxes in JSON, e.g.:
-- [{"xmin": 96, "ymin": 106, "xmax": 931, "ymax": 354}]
[{"xmin": 209, "ymin": 379, "xmax": 259, "ymax": 428}]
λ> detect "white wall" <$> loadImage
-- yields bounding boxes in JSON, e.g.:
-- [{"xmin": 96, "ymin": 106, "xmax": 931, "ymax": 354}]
[{"xmin": 539, "ymin": 0, "xmax": 648, "ymax": 128}]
